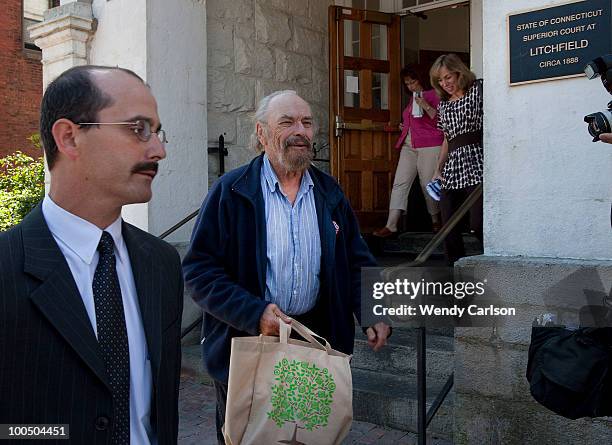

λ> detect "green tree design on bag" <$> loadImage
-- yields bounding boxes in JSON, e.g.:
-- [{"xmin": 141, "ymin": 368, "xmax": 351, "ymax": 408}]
[{"xmin": 267, "ymin": 358, "xmax": 336, "ymax": 444}]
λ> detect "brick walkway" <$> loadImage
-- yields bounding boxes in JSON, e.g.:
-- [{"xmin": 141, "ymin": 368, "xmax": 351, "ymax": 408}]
[{"xmin": 178, "ymin": 374, "xmax": 452, "ymax": 445}]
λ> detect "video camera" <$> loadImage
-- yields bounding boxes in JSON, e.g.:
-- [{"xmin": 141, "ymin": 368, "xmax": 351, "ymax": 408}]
[{"xmin": 584, "ymin": 54, "xmax": 612, "ymax": 142}]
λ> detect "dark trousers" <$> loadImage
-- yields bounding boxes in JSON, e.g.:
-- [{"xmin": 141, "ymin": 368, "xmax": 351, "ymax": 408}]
[
  {"xmin": 214, "ymin": 380, "xmax": 228, "ymax": 445},
  {"xmin": 439, "ymin": 184, "xmax": 483, "ymax": 265}
]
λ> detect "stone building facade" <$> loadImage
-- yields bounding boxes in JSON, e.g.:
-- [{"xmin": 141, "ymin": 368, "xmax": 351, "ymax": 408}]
[
  {"xmin": 26, "ymin": 0, "xmax": 612, "ymax": 443},
  {"xmin": 29, "ymin": 0, "xmax": 331, "ymax": 238},
  {"xmin": 206, "ymin": 0, "xmax": 332, "ymax": 184},
  {"xmin": 454, "ymin": 1, "xmax": 612, "ymax": 442}
]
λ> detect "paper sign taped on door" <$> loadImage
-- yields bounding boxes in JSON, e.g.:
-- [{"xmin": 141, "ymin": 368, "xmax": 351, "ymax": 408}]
[{"xmin": 346, "ymin": 75, "xmax": 359, "ymax": 94}]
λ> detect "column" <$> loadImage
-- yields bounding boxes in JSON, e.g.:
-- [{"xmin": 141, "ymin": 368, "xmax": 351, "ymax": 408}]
[{"xmin": 28, "ymin": 2, "xmax": 96, "ymax": 89}]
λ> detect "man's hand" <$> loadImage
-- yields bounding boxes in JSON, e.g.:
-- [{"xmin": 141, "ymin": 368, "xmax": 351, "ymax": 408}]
[
  {"xmin": 259, "ymin": 303, "xmax": 292, "ymax": 336},
  {"xmin": 366, "ymin": 322, "xmax": 391, "ymax": 352},
  {"xmin": 600, "ymin": 133, "xmax": 612, "ymax": 144}
]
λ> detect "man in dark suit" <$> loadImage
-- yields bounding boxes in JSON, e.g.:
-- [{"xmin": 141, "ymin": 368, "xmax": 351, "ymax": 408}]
[
  {"xmin": 182, "ymin": 90, "xmax": 390, "ymax": 443},
  {"xmin": 0, "ymin": 66, "xmax": 183, "ymax": 444}
]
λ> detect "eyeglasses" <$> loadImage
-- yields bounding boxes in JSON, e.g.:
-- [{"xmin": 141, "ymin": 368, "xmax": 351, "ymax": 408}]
[{"xmin": 77, "ymin": 120, "xmax": 167, "ymax": 144}]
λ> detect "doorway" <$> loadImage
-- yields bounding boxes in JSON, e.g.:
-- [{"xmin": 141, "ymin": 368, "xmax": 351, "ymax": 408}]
[{"xmin": 329, "ymin": 1, "xmax": 472, "ymax": 234}]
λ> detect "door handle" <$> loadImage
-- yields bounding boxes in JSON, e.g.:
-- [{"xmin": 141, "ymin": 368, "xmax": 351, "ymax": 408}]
[
  {"xmin": 335, "ymin": 115, "xmax": 398, "ymax": 136},
  {"xmin": 338, "ymin": 122, "xmax": 387, "ymax": 131}
]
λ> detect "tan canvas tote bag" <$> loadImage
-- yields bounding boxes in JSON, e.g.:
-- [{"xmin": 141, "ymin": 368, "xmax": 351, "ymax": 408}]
[{"xmin": 223, "ymin": 318, "xmax": 353, "ymax": 445}]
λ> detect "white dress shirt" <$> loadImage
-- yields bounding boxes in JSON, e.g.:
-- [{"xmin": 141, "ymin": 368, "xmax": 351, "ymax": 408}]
[{"xmin": 42, "ymin": 196, "xmax": 155, "ymax": 445}]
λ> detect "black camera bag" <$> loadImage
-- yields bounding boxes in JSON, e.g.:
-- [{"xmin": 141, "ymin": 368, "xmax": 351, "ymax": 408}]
[{"xmin": 527, "ymin": 327, "xmax": 612, "ymax": 419}]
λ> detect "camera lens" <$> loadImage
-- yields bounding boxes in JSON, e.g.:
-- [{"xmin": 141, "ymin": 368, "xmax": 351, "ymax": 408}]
[
  {"xmin": 584, "ymin": 63, "xmax": 598, "ymax": 80},
  {"xmin": 584, "ymin": 110, "xmax": 612, "ymax": 141}
]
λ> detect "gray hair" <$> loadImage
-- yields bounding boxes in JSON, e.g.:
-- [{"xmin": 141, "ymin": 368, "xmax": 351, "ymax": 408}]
[{"xmin": 250, "ymin": 90, "xmax": 299, "ymax": 152}]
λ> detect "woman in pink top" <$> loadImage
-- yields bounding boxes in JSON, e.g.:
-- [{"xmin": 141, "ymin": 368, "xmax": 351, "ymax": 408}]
[{"xmin": 373, "ymin": 65, "xmax": 444, "ymax": 238}]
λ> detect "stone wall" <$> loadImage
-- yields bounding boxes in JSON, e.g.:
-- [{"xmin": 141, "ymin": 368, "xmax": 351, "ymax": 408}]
[
  {"xmin": 206, "ymin": 0, "xmax": 332, "ymax": 184},
  {"xmin": 454, "ymin": 255, "xmax": 612, "ymax": 444}
]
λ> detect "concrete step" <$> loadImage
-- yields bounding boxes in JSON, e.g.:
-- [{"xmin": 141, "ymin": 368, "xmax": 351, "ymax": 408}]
[
  {"xmin": 396, "ymin": 231, "xmax": 481, "ymax": 255},
  {"xmin": 351, "ymin": 327, "xmax": 454, "ymax": 382},
  {"xmin": 352, "ymin": 367, "xmax": 453, "ymax": 438},
  {"xmin": 367, "ymin": 231, "xmax": 481, "ymax": 257}
]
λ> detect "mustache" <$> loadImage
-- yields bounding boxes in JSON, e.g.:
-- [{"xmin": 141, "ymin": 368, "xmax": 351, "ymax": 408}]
[
  {"xmin": 283, "ymin": 136, "xmax": 312, "ymax": 149},
  {"xmin": 132, "ymin": 162, "xmax": 159, "ymax": 174}
]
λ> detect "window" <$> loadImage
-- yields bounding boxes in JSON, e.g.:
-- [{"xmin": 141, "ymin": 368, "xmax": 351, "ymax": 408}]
[
  {"xmin": 350, "ymin": 0, "xmax": 382, "ymax": 10},
  {"xmin": 403, "ymin": 0, "xmax": 470, "ymax": 8},
  {"xmin": 23, "ymin": 0, "xmax": 58, "ymax": 51}
]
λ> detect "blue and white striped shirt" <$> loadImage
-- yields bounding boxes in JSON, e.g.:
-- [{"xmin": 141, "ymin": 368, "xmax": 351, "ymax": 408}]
[{"xmin": 261, "ymin": 154, "xmax": 321, "ymax": 315}]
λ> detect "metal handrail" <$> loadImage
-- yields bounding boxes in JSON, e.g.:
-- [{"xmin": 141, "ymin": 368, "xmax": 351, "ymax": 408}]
[
  {"xmin": 164, "ymin": 133, "xmax": 228, "ymax": 338},
  {"xmin": 383, "ymin": 182, "xmax": 483, "ymax": 275},
  {"xmin": 159, "ymin": 134, "xmax": 230, "ymax": 337},
  {"xmin": 158, "ymin": 209, "xmax": 203, "ymax": 340},
  {"xmin": 160, "ymin": 133, "xmax": 228, "ymax": 241},
  {"xmin": 382, "ymin": 183, "xmax": 483, "ymax": 445},
  {"xmin": 159, "ymin": 210, "xmax": 199, "ymax": 240},
  {"xmin": 207, "ymin": 134, "xmax": 228, "ymax": 177},
  {"xmin": 181, "ymin": 316, "xmax": 203, "ymax": 340}
]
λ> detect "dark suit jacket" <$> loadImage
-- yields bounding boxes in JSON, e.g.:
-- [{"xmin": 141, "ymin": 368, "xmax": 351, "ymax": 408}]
[
  {"xmin": 183, "ymin": 154, "xmax": 376, "ymax": 384},
  {"xmin": 0, "ymin": 205, "xmax": 184, "ymax": 444}
]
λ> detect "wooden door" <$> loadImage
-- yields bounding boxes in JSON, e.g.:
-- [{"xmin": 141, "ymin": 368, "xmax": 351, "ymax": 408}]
[{"xmin": 328, "ymin": 5, "xmax": 401, "ymax": 233}]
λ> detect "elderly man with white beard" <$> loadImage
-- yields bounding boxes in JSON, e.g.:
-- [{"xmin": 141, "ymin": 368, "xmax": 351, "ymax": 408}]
[{"xmin": 182, "ymin": 90, "xmax": 391, "ymax": 443}]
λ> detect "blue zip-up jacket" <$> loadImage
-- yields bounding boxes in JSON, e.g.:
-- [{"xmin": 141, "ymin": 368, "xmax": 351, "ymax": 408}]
[{"xmin": 182, "ymin": 154, "xmax": 376, "ymax": 384}]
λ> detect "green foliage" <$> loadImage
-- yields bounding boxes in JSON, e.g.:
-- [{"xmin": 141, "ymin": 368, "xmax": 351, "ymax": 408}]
[
  {"xmin": 28, "ymin": 133, "xmax": 42, "ymax": 150},
  {"xmin": 0, "ymin": 147, "xmax": 45, "ymax": 232},
  {"xmin": 267, "ymin": 358, "xmax": 336, "ymax": 432}
]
